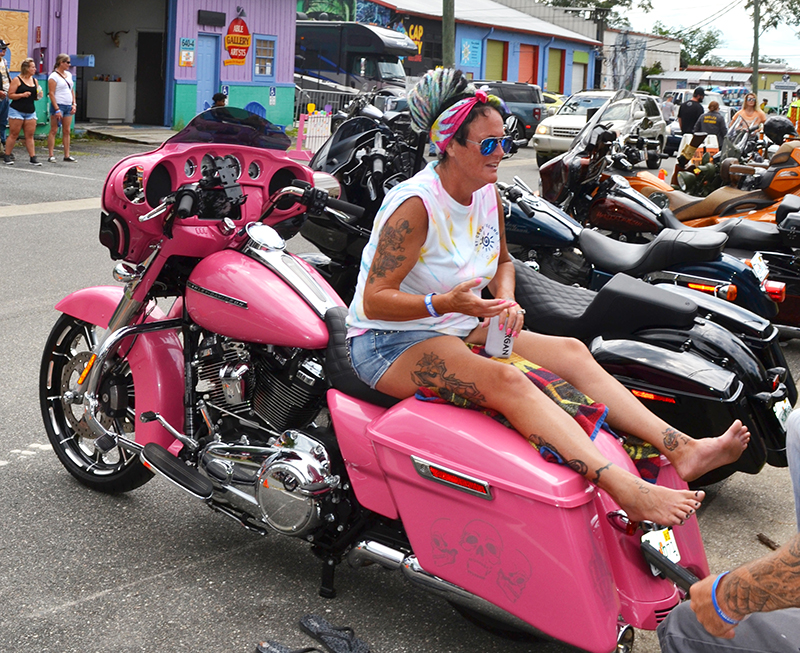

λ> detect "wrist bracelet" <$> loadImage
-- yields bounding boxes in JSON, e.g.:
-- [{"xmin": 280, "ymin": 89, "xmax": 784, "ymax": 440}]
[
  {"xmin": 424, "ymin": 292, "xmax": 440, "ymax": 318},
  {"xmin": 712, "ymin": 572, "xmax": 741, "ymax": 625}
]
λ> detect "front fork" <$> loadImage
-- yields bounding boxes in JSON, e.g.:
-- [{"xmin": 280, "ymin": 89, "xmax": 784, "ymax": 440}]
[{"xmin": 69, "ymin": 246, "xmax": 182, "ymax": 454}]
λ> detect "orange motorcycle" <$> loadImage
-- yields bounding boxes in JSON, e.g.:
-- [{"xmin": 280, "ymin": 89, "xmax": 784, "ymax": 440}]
[{"xmin": 613, "ymin": 136, "xmax": 800, "ymax": 229}]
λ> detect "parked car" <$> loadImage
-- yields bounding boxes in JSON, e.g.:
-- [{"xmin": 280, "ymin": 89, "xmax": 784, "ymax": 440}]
[
  {"xmin": 543, "ymin": 91, "xmax": 566, "ymax": 115},
  {"xmin": 664, "ymin": 89, "xmax": 733, "ymax": 122},
  {"xmin": 473, "ymin": 80, "xmax": 547, "ymax": 142},
  {"xmin": 596, "ymin": 93, "xmax": 668, "ymax": 168},
  {"xmin": 532, "ymin": 89, "xmax": 617, "ymax": 166}
]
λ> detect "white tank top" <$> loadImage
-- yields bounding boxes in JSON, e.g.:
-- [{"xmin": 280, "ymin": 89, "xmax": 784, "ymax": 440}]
[{"xmin": 347, "ymin": 162, "xmax": 501, "ymax": 338}]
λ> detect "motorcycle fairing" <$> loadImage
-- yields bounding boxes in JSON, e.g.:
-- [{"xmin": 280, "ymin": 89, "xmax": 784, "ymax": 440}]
[{"xmin": 54, "ymin": 286, "xmax": 185, "ymax": 454}]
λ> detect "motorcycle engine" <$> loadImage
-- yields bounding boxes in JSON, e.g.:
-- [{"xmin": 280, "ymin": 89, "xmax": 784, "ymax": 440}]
[
  {"xmin": 195, "ymin": 335, "xmax": 327, "ymax": 432},
  {"xmin": 198, "ymin": 429, "xmax": 340, "ymax": 538}
]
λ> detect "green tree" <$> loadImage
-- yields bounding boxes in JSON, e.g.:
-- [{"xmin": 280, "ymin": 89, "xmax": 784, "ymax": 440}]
[
  {"xmin": 651, "ymin": 22, "xmax": 723, "ymax": 68},
  {"xmin": 725, "ymin": 60, "xmax": 746, "ymax": 67},
  {"xmin": 546, "ymin": 0, "xmax": 652, "ymax": 29}
]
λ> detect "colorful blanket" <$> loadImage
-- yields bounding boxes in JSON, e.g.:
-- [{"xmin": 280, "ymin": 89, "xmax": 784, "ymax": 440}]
[{"xmin": 414, "ymin": 344, "xmax": 662, "ymax": 482}]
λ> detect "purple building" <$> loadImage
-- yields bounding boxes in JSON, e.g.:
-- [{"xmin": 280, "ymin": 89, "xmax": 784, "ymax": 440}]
[{"xmin": 0, "ymin": 0, "xmax": 296, "ymax": 128}]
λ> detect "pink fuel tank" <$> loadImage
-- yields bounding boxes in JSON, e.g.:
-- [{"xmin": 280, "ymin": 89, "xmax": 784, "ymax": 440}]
[{"xmin": 185, "ymin": 249, "xmax": 334, "ymax": 348}]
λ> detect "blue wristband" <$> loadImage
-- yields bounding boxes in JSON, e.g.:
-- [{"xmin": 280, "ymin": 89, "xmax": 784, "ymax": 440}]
[
  {"xmin": 424, "ymin": 292, "xmax": 440, "ymax": 318},
  {"xmin": 712, "ymin": 572, "xmax": 741, "ymax": 625}
]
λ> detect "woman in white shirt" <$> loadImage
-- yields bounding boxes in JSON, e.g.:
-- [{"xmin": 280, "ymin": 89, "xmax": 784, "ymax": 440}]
[{"xmin": 47, "ymin": 54, "xmax": 76, "ymax": 163}]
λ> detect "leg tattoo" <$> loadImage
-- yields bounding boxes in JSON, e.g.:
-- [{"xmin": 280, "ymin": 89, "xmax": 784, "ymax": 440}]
[
  {"xmin": 593, "ymin": 462, "xmax": 613, "ymax": 484},
  {"xmin": 411, "ymin": 352, "xmax": 486, "ymax": 403},
  {"xmin": 528, "ymin": 433, "xmax": 589, "ymax": 476},
  {"xmin": 662, "ymin": 427, "xmax": 687, "ymax": 452}
]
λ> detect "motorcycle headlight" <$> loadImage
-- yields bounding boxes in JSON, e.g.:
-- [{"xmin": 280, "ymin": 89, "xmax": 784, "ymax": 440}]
[{"xmin": 536, "ymin": 124, "xmax": 550, "ymax": 135}]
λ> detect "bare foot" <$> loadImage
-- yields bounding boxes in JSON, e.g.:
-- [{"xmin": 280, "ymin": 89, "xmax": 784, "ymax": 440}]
[
  {"xmin": 602, "ymin": 468, "xmax": 705, "ymax": 526},
  {"xmin": 669, "ymin": 420, "xmax": 750, "ymax": 482}
]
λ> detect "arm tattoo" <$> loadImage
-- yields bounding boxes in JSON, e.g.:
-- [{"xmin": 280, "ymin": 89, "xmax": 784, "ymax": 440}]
[
  {"xmin": 592, "ymin": 462, "xmax": 613, "ymax": 484},
  {"xmin": 411, "ymin": 352, "xmax": 486, "ymax": 404},
  {"xmin": 368, "ymin": 219, "xmax": 413, "ymax": 284},
  {"xmin": 722, "ymin": 534, "xmax": 800, "ymax": 616}
]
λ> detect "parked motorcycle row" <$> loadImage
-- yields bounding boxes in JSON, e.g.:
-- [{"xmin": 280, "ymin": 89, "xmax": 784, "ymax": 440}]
[{"xmin": 38, "ymin": 98, "xmax": 800, "ymax": 653}]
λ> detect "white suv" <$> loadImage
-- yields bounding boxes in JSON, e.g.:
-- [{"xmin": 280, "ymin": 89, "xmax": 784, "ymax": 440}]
[{"xmin": 532, "ymin": 90, "xmax": 617, "ymax": 166}]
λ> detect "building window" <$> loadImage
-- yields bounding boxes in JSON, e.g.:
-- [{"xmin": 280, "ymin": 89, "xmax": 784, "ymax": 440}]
[{"xmin": 254, "ymin": 35, "xmax": 276, "ymax": 80}]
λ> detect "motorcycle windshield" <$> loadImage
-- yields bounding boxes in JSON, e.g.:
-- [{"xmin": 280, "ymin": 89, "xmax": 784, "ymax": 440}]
[
  {"xmin": 720, "ymin": 115, "xmax": 753, "ymax": 160},
  {"xmin": 310, "ymin": 116, "xmax": 381, "ymax": 172},
  {"xmin": 165, "ymin": 107, "xmax": 292, "ymax": 151},
  {"xmin": 569, "ymin": 89, "xmax": 632, "ymax": 155}
]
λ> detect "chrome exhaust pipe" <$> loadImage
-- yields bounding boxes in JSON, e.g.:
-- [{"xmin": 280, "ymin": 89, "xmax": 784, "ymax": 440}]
[{"xmin": 347, "ymin": 541, "xmax": 543, "ymax": 638}]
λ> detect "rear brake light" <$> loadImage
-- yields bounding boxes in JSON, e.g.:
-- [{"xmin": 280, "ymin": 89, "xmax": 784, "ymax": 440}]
[
  {"xmin": 687, "ymin": 282, "xmax": 737, "ymax": 301},
  {"xmin": 631, "ymin": 389, "xmax": 676, "ymax": 404},
  {"xmin": 764, "ymin": 280, "xmax": 786, "ymax": 303}
]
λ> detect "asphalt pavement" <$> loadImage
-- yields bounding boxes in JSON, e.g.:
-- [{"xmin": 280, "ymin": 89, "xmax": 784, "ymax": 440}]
[{"xmin": 0, "ymin": 137, "xmax": 798, "ymax": 653}]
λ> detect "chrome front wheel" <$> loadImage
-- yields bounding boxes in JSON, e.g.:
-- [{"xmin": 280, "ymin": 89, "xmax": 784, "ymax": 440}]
[{"xmin": 39, "ymin": 314, "xmax": 152, "ymax": 492}]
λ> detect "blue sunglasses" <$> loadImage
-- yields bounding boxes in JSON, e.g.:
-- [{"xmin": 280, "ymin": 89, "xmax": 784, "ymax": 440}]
[{"xmin": 466, "ymin": 136, "xmax": 514, "ymax": 156}]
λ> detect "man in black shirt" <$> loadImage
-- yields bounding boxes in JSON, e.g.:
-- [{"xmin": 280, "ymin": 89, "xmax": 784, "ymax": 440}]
[{"xmin": 678, "ymin": 87, "xmax": 706, "ymax": 135}]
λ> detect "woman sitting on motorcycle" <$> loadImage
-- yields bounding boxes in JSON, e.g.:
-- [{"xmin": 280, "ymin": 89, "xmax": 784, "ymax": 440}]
[{"xmin": 345, "ymin": 68, "xmax": 750, "ymax": 527}]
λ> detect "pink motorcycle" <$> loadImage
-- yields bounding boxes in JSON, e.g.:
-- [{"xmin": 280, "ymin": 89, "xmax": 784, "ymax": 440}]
[{"xmin": 39, "ymin": 108, "xmax": 709, "ymax": 653}]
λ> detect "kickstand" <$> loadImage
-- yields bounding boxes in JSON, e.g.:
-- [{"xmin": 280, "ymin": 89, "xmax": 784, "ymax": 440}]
[{"xmin": 319, "ymin": 558, "xmax": 337, "ymax": 598}]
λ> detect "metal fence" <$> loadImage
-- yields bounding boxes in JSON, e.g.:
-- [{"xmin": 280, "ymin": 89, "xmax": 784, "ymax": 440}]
[{"xmin": 294, "ymin": 86, "xmax": 355, "ymax": 121}]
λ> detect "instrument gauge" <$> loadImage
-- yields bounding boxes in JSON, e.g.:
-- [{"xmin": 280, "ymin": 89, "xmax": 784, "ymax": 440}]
[
  {"xmin": 222, "ymin": 154, "xmax": 242, "ymax": 179},
  {"xmin": 184, "ymin": 158, "xmax": 197, "ymax": 177},
  {"xmin": 200, "ymin": 154, "xmax": 216, "ymax": 178},
  {"xmin": 248, "ymin": 161, "xmax": 261, "ymax": 180}
]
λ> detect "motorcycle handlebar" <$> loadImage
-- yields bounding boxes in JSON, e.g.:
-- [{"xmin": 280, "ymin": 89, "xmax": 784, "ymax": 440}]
[
  {"xmin": 176, "ymin": 191, "xmax": 196, "ymax": 218},
  {"xmin": 326, "ymin": 195, "xmax": 366, "ymax": 220}
]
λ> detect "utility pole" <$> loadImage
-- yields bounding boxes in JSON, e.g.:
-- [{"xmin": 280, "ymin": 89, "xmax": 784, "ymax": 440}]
[
  {"xmin": 751, "ymin": 0, "xmax": 760, "ymax": 92},
  {"xmin": 442, "ymin": 0, "xmax": 455, "ymax": 68}
]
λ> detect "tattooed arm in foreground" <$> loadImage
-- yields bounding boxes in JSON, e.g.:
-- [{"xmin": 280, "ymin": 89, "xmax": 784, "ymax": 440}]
[
  {"xmin": 690, "ymin": 532, "xmax": 800, "ymax": 638},
  {"xmin": 361, "ymin": 197, "xmax": 512, "ymax": 322}
]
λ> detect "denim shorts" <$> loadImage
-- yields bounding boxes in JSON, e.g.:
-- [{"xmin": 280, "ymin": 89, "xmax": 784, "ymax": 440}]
[
  {"xmin": 49, "ymin": 103, "xmax": 72, "ymax": 116},
  {"xmin": 8, "ymin": 107, "xmax": 36, "ymax": 121},
  {"xmin": 348, "ymin": 329, "xmax": 446, "ymax": 388}
]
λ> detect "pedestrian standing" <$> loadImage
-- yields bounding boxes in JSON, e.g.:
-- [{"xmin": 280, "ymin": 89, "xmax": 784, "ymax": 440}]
[
  {"xmin": 693, "ymin": 100, "xmax": 727, "ymax": 143},
  {"xmin": 677, "ymin": 87, "xmax": 706, "ymax": 135},
  {"xmin": 46, "ymin": 54, "xmax": 77, "ymax": 162},
  {"xmin": 661, "ymin": 95, "xmax": 676, "ymax": 121},
  {"xmin": 0, "ymin": 40, "xmax": 11, "ymax": 149},
  {"xmin": 4, "ymin": 57, "xmax": 43, "ymax": 166}
]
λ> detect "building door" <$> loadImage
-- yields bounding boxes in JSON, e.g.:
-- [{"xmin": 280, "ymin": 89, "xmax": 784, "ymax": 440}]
[
  {"xmin": 135, "ymin": 32, "xmax": 165, "ymax": 125},
  {"xmin": 196, "ymin": 34, "xmax": 220, "ymax": 115},
  {"xmin": 485, "ymin": 40, "xmax": 507, "ymax": 80},
  {"xmin": 571, "ymin": 63, "xmax": 586, "ymax": 93},
  {"xmin": 547, "ymin": 48, "xmax": 564, "ymax": 93},
  {"xmin": 517, "ymin": 44, "xmax": 538, "ymax": 85}
]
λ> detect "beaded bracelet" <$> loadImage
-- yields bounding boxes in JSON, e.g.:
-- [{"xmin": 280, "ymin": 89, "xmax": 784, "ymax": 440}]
[
  {"xmin": 424, "ymin": 292, "xmax": 440, "ymax": 318},
  {"xmin": 712, "ymin": 572, "xmax": 741, "ymax": 625}
]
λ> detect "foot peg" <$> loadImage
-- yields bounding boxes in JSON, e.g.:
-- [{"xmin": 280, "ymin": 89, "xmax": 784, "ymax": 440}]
[
  {"xmin": 140, "ymin": 442, "xmax": 213, "ymax": 499},
  {"xmin": 94, "ymin": 433, "xmax": 118, "ymax": 453}
]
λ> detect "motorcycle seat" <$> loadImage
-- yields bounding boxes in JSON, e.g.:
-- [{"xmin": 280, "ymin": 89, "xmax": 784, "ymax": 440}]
[
  {"xmin": 659, "ymin": 214, "xmax": 783, "ymax": 251},
  {"xmin": 513, "ymin": 261, "xmax": 697, "ymax": 341},
  {"xmin": 578, "ymin": 228, "xmax": 727, "ymax": 277},
  {"xmin": 666, "ymin": 186, "xmax": 775, "ymax": 221},
  {"xmin": 325, "ymin": 307, "xmax": 400, "ymax": 409}
]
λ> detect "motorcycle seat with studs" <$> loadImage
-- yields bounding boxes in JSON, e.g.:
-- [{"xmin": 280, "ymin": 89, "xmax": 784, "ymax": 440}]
[
  {"xmin": 513, "ymin": 261, "xmax": 697, "ymax": 341},
  {"xmin": 578, "ymin": 228, "xmax": 726, "ymax": 277},
  {"xmin": 325, "ymin": 307, "xmax": 400, "ymax": 408}
]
